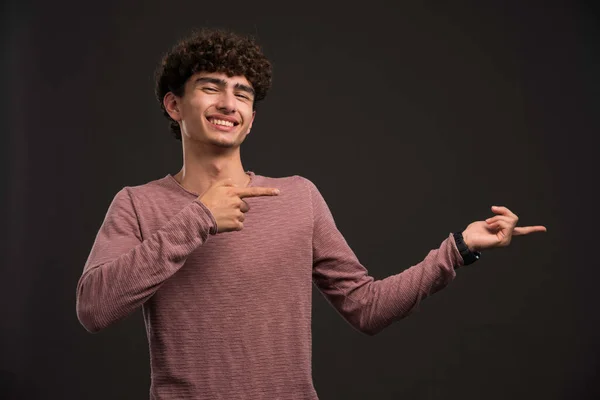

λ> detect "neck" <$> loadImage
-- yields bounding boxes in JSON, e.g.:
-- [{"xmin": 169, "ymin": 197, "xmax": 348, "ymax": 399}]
[{"xmin": 174, "ymin": 139, "xmax": 249, "ymax": 196}]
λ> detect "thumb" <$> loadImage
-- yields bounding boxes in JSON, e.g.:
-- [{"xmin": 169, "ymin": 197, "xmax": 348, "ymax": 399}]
[{"xmin": 214, "ymin": 178, "xmax": 235, "ymax": 188}]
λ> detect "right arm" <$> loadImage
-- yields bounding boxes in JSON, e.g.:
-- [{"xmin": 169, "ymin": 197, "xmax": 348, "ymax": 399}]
[{"xmin": 75, "ymin": 188, "xmax": 217, "ymax": 333}]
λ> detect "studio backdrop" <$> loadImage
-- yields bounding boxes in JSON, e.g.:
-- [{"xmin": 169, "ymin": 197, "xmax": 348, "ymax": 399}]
[{"xmin": 1, "ymin": 1, "xmax": 599, "ymax": 399}]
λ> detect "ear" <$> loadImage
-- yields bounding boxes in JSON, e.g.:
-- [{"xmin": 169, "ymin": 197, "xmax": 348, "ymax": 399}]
[
  {"xmin": 163, "ymin": 92, "xmax": 181, "ymax": 121},
  {"xmin": 246, "ymin": 110, "xmax": 256, "ymax": 134}
]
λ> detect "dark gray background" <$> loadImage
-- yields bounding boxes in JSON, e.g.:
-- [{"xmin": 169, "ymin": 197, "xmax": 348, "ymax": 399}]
[{"xmin": 2, "ymin": 0, "xmax": 599, "ymax": 399}]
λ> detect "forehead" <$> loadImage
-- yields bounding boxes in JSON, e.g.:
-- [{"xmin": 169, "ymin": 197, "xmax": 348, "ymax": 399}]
[{"xmin": 189, "ymin": 71, "xmax": 252, "ymax": 87}]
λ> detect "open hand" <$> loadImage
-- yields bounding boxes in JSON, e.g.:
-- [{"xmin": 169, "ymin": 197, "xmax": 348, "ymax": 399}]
[
  {"xmin": 199, "ymin": 179, "xmax": 280, "ymax": 233},
  {"xmin": 462, "ymin": 206, "xmax": 546, "ymax": 251}
]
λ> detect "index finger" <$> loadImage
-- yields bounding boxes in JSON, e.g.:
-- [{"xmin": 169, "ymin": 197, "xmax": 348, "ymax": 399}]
[
  {"xmin": 514, "ymin": 225, "xmax": 547, "ymax": 235},
  {"xmin": 236, "ymin": 187, "xmax": 280, "ymax": 198}
]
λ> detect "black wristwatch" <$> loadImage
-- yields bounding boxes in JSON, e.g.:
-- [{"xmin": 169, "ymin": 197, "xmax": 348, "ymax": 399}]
[{"xmin": 453, "ymin": 231, "xmax": 481, "ymax": 265}]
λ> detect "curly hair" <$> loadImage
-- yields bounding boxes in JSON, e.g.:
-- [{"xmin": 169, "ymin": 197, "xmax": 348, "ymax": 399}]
[{"xmin": 154, "ymin": 28, "xmax": 273, "ymax": 140}]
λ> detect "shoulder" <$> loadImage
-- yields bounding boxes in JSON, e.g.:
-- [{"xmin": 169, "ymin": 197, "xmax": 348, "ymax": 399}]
[
  {"xmin": 108, "ymin": 175, "xmax": 190, "ymax": 214},
  {"xmin": 253, "ymin": 174, "xmax": 329, "ymax": 216},
  {"xmin": 253, "ymin": 172, "xmax": 317, "ymax": 189},
  {"xmin": 254, "ymin": 173, "xmax": 320, "ymax": 195},
  {"xmin": 125, "ymin": 175, "xmax": 188, "ymax": 202},
  {"xmin": 125, "ymin": 175, "xmax": 174, "ymax": 195}
]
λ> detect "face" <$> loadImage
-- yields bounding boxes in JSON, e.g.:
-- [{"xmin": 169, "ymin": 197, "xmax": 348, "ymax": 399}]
[{"xmin": 164, "ymin": 72, "xmax": 256, "ymax": 149}]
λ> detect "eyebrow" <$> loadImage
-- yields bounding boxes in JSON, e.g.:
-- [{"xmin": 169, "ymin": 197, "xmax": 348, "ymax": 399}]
[{"xmin": 194, "ymin": 77, "xmax": 255, "ymax": 96}]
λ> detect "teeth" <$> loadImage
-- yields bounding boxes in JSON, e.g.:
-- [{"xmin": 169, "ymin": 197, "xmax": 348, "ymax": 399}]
[{"xmin": 209, "ymin": 118, "xmax": 234, "ymax": 127}]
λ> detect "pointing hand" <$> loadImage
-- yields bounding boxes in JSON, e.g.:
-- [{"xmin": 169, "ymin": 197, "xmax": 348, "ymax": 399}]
[
  {"xmin": 199, "ymin": 179, "xmax": 280, "ymax": 233},
  {"xmin": 462, "ymin": 206, "xmax": 547, "ymax": 251}
]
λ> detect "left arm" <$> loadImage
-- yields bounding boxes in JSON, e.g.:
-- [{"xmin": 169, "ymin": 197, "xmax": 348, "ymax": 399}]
[
  {"xmin": 307, "ymin": 181, "xmax": 547, "ymax": 336},
  {"xmin": 307, "ymin": 179, "xmax": 464, "ymax": 336}
]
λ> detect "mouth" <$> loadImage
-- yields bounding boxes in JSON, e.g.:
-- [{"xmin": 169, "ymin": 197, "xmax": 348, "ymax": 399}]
[{"xmin": 206, "ymin": 116, "xmax": 240, "ymax": 130}]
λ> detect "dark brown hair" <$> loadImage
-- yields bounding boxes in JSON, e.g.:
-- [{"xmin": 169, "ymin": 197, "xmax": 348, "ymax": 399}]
[{"xmin": 154, "ymin": 28, "xmax": 272, "ymax": 140}]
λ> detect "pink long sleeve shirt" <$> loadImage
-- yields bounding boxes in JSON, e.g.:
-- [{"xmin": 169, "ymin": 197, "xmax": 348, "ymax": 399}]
[{"xmin": 76, "ymin": 172, "xmax": 464, "ymax": 399}]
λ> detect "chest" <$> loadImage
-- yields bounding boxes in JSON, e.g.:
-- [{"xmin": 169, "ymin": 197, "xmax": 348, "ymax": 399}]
[{"xmin": 142, "ymin": 192, "xmax": 314, "ymax": 299}]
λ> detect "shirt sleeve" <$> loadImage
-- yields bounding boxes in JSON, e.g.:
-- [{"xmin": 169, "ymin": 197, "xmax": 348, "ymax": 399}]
[
  {"xmin": 306, "ymin": 178, "xmax": 464, "ymax": 336},
  {"xmin": 76, "ymin": 187, "xmax": 217, "ymax": 333}
]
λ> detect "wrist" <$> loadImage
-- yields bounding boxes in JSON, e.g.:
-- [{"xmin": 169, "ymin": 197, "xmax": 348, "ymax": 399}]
[
  {"xmin": 461, "ymin": 230, "xmax": 476, "ymax": 252},
  {"xmin": 453, "ymin": 231, "xmax": 481, "ymax": 266}
]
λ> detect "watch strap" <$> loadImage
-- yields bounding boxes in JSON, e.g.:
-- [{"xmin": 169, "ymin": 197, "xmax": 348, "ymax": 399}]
[{"xmin": 453, "ymin": 231, "xmax": 481, "ymax": 265}]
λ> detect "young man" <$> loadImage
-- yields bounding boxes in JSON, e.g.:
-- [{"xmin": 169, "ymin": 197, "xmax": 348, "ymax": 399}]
[{"xmin": 76, "ymin": 28, "xmax": 546, "ymax": 399}]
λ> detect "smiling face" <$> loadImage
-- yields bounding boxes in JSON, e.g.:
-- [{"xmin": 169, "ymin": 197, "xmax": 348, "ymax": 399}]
[{"xmin": 164, "ymin": 72, "xmax": 256, "ymax": 149}]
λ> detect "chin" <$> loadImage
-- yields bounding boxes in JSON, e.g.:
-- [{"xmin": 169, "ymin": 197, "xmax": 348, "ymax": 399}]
[
  {"xmin": 211, "ymin": 141, "xmax": 238, "ymax": 149},
  {"xmin": 208, "ymin": 135, "xmax": 244, "ymax": 149}
]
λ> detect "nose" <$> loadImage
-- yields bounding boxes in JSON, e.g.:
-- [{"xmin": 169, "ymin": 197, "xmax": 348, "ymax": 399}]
[{"xmin": 215, "ymin": 90, "xmax": 236, "ymax": 113}]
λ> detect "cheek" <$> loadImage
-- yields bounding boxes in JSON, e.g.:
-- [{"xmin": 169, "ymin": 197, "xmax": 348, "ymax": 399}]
[
  {"xmin": 186, "ymin": 95, "xmax": 208, "ymax": 113},
  {"xmin": 239, "ymin": 105, "xmax": 254, "ymax": 124}
]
